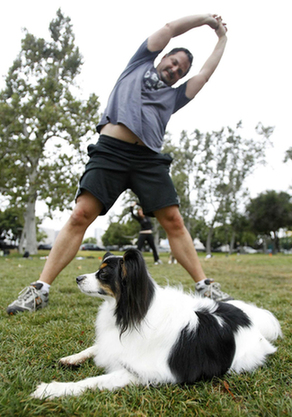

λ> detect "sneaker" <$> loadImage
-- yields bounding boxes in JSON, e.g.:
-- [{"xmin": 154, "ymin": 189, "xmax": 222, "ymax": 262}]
[
  {"xmin": 7, "ymin": 282, "xmax": 49, "ymax": 315},
  {"xmin": 195, "ymin": 279, "xmax": 233, "ymax": 302},
  {"xmin": 154, "ymin": 259, "xmax": 163, "ymax": 265}
]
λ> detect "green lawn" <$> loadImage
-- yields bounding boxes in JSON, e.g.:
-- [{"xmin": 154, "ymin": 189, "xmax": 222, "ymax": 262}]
[{"xmin": 0, "ymin": 251, "xmax": 291, "ymax": 416}]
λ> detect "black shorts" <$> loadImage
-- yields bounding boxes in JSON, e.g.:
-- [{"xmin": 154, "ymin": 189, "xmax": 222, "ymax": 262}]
[{"xmin": 75, "ymin": 135, "xmax": 180, "ymax": 216}]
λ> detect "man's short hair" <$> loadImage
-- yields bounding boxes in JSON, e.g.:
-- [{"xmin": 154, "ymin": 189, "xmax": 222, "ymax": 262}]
[{"xmin": 166, "ymin": 47, "xmax": 193, "ymax": 76}]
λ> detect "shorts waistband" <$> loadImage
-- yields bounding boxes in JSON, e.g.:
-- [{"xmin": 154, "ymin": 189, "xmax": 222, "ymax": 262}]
[{"xmin": 98, "ymin": 135, "xmax": 157, "ymax": 155}]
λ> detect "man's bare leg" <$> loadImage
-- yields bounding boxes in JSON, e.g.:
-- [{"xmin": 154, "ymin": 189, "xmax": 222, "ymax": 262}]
[
  {"xmin": 155, "ymin": 205, "xmax": 233, "ymax": 301},
  {"xmin": 39, "ymin": 191, "xmax": 104, "ymax": 285},
  {"xmin": 154, "ymin": 205, "xmax": 206, "ymax": 283},
  {"xmin": 7, "ymin": 191, "xmax": 103, "ymax": 314}
]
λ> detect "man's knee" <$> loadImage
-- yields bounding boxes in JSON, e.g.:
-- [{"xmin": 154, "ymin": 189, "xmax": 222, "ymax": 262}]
[
  {"xmin": 69, "ymin": 207, "xmax": 92, "ymax": 228},
  {"xmin": 70, "ymin": 192, "xmax": 102, "ymax": 228},
  {"xmin": 155, "ymin": 206, "xmax": 185, "ymax": 234}
]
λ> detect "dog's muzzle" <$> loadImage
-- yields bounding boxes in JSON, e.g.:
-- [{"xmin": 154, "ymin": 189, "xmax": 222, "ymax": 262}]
[{"xmin": 76, "ymin": 275, "xmax": 86, "ymax": 284}]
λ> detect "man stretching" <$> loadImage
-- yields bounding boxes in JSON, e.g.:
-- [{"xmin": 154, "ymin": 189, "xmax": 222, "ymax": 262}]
[{"xmin": 7, "ymin": 13, "xmax": 232, "ymax": 314}]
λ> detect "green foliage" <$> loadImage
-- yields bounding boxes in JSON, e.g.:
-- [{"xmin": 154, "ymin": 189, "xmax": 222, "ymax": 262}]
[
  {"xmin": 193, "ymin": 217, "xmax": 257, "ymax": 251},
  {"xmin": 284, "ymin": 147, "xmax": 292, "ymax": 163},
  {"xmin": 0, "ymin": 9, "xmax": 100, "ymax": 211},
  {"xmin": 82, "ymin": 237, "xmax": 97, "ymax": 244},
  {"xmin": 190, "ymin": 122, "xmax": 273, "ymax": 225},
  {"xmin": 246, "ymin": 190, "xmax": 292, "ymax": 251},
  {"xmin": 0, "ymin": 253, "xmax": 291, "ymax": 416},
  {"xmin": 36, "ymin": 228, "xmax": 48, "ymax": 244},
  {"xmin": 102, "ymin": 221, "xmax": 139, "ymax": 247},
  {"xmin": 0, "ymin": 206, "xmax": 24, "ymax": 242},
  {"xmin": 280, "ymin": 235, "xmax": 292, "ymax": 250},
  {"xmin": 162, "ymin": 123, "xmax": 273, "ymax": 253},
  {"xmin": 163, "ymin": 131, "xmax": 198, "ymax": 232},
  {"xmin": 0, "ymin": 9, "xmax": 100, "ymax": 253}
]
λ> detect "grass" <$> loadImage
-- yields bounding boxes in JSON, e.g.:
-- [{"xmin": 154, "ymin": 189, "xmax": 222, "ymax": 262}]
[{"xmin": 0, "ymin": 250, "xmax": 291, "ymax": 416}]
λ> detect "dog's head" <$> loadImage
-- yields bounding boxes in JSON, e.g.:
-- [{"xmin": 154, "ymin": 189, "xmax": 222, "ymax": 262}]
[
  {"xmin": 76, "ymin": 248, "xmax": 155, "ymax": 335},
  {"xmin": 76, "ymin": 252, "xmax": 123, "ymax": 298}
]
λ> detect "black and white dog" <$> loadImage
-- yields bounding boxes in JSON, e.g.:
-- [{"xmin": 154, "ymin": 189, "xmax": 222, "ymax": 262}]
[{"xmin": 32, "ymin": 249, "xmax": 282, "ymax": 399}]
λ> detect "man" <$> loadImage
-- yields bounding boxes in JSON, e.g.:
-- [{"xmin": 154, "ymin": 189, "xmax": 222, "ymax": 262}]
[{"xmin": 7, "ymin": 13, "xmax": 232, "ymax": 315}]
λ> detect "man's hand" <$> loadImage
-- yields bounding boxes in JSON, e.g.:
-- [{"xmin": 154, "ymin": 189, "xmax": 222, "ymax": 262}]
[
  {"xmin": 206, "ymin": 14, "xmax": 227, "ymax": 37},
  {"xmin": 214, "ymin": 16, "xmax": 228, "ymax": 38},
  {"xmin": 206, "ymin": 14, "xmax": 221, "ymax": 29}
]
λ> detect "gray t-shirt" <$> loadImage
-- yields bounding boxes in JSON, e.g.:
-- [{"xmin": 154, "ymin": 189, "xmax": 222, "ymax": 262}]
[{"xmin": 97, "ymin": 40, "xmax": 191, "ymax": 153}]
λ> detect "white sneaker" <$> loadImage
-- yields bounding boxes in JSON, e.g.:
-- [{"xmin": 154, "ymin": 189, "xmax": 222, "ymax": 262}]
[
  {"xmin": 195, "ymin": 279, "xmax": 233, "ymax": 302},
  {"xmin": 7, "ymin": 282, "xmax": 49, "ymax": 315}
]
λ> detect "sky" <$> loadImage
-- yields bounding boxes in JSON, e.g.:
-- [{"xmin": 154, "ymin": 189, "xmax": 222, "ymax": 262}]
[{"xmin": 1, "ymin": 0, "xmax": 291, "ymax": 236}]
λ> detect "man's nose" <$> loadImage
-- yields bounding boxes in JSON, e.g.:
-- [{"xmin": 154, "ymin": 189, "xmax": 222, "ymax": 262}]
[{"xmin": 171, "ymin": 65, "xmax": 180, "ymax": 76}]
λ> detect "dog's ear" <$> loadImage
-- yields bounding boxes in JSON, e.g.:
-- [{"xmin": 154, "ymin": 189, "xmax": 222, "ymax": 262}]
[
  {"xmin": 103, "ymin": 252, "xmax": 113, "ymax": 260},
  {"xmin": 115, "ymin": 248, "xmax": 155, "ymax": 335},
  {"xmin": 122, "ymin": 248, "xmax": 146, "ymax": 278}
]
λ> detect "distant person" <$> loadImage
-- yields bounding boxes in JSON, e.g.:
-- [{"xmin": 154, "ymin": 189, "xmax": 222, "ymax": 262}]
[
  {"xmin": 130, "ymin": 202, "xmax": 162, "ymax": 265},
  {"xmin": 7, "ymin": 13, "xmax": 232, "ymax": 315}
]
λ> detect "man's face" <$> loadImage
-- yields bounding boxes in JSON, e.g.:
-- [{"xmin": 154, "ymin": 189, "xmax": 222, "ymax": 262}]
[{"xmin": 156, "ymin": 51, "xmax": 191, "ymax": 86}]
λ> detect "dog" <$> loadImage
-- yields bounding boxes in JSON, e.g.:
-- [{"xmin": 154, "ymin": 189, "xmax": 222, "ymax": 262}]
[{"xmin": 31, "ymin": 248, "xmax": 282, "ymax": 399}]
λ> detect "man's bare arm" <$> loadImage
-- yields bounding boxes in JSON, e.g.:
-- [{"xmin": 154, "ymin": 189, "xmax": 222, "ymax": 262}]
[
  {"xmin": 185, "ymin": 18, "xmax": 228, "ymax": 99},
  {"xmin": 147, "ymin": 14, "xmax": 220, "ymax": 52}
]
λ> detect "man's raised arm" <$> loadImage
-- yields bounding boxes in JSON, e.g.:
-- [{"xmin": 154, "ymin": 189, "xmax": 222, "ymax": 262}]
[
  {"xmin": 147, "ymin": 14, "xmax": 221, "ymax": 52},
  {"xmin": 185, "ymin": 17, "xmax": 228, "ymax": 99}
]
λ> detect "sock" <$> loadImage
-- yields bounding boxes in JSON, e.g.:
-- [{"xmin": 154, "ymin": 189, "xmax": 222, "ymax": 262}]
[
  {"xmin": 195, "ymin": 279, "xmax": 207, "ymax": 288},
  {"xmin": 36, "ymin": 280, "xmax": 51, "ymax": 293}
]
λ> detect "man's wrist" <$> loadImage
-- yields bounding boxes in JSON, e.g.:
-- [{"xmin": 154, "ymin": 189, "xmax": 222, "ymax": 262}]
[{"xmin": 203, "ymin": 14, "xmax": 217, "ymax": 28}]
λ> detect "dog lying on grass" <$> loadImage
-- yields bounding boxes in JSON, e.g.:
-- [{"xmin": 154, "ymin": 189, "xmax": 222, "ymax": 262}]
[{"xmin": 31, "ymin": 248, "xmax": 282, "ymax": 399}]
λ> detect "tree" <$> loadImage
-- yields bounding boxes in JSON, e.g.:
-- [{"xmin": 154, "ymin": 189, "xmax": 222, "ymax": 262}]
[
  {"xmin": 0, "ymin": 207, "xmax": 24, "ymax": 244},
  {"xmin": 228, "ymin": 213, "xmax": 257, "ymax": 253},
  {"xmin": 161, "ymin": 123, "xmax": 273, "ymax": 254},
  {"xmin": 280, "ymin": 235, "xmax": 292, "ymax": 251},
  {"xmin": 102, "ymin": 222, "xmax": 135, "ymax": 248},
  {"xmin": 246, "ymin": 190, "xmax": 292, "ymax": 253},
  {"xmin": 190, "ymin": 122, "xmax": 273, "ymax": 254},
  {"xmin": 284, "ymin": 147, "xmax": 292, "ymax": 163},
  {"xmin": 82, "ymin": 237, "xmax": 97, "ymax": 245},
  {"xmin": 115, "ymin": 123, "xmax": 272, "ymax": 253},
  {"xmin": 162, "ymin": 131, "xmax": 198, "ymax": 233},
  {"xmin": 0, "ymin": 9, "xmax": 100, "ymax": 254}
]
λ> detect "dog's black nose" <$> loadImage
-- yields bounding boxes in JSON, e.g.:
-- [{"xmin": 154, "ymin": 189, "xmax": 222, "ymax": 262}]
[{"xmin": 76, "ymin": 275, "xmax": 85, "ymax": 284}]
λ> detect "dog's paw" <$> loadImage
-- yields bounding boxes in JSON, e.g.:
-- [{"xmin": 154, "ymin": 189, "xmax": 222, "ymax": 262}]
[
  {"xmin": 31, "ymin": 381, "xmax": 82, "ymax": 399},
  {"xmin": 59, "ymin": 354, "xmax": 85, "ymax": 366},
  {"xmin": 31, "ymin": 382, "xmax": 57, "ymax": 399}
]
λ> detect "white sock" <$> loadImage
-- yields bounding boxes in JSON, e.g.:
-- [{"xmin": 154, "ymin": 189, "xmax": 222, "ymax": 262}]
[
  {"xmin": 36, "ymin": 280, "xmax": 51, "ymax": 293},
  {"xmin": 195, "ymin": 279, "xmax": 207, "ymax": 288}
]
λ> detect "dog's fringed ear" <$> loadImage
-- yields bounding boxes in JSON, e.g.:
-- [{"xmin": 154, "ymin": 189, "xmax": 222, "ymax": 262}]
[
  {"xmin": 115, "ymin": 248, "xmax": 155, "ymax": 335},
  {"xmin": 103, "ymin": 252, "xmax": 113, "ymax": 260}
]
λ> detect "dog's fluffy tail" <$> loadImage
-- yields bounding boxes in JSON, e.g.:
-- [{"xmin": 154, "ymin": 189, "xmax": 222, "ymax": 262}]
[
  {"xmin": 227, "ymin": 300, "xmax": 282, "ymax": 374},
  {"xmin": 227, "ymin": 300, "xmax": 283, "ymax": 341}
]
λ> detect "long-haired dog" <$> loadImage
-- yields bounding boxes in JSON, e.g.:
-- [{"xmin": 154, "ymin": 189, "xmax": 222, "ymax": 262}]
[{"xmin": 31, "ymin": 249, "xmax": 282, "ymax": 399}]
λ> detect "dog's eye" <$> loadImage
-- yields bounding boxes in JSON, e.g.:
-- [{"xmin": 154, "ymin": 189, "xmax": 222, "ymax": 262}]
[{"xmin": 98, "ymin": 269, "xmax": 107, "ymax": 281}]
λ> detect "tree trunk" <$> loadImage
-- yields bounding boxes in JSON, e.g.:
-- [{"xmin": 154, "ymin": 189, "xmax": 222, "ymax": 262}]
[
  {"xmin": 229, "ymin": 230, "xmax": 236, "ymax": 255},
  {"xmin": 273, "ymin": 231, "xmax": 279, "ymax": 254},
  {"xmin": 19, "ymin": 224, "xmax": 26, "ymax": 254},
  {"xmin": 262, "ymin": 236, "xmax": 267, "ymax": 254},
  {"xmin": 21, "ymin": 197, "xmax": 38, "ymax": 255},
  {"xmin": 206, "ymin": 226, "xmax": 213, "ymax": 255}
]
